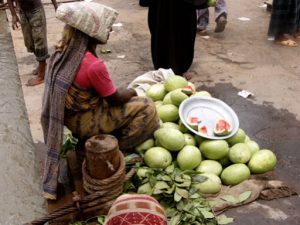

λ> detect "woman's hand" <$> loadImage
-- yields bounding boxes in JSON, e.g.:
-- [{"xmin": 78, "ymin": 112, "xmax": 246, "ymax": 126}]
[{"xmin": 105, "ymin": 88, "xmax": 137, "ymax": 106}]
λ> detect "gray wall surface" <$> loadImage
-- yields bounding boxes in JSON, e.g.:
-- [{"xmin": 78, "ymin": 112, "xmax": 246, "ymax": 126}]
[{"xmin": 0, "ymin": 11, "xmax": 46, "ymax": 224}]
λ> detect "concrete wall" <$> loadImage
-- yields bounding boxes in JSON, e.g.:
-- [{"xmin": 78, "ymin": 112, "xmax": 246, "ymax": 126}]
[{"xmin": 0, "ymin": 11, "xmax": 46, "ymax": 224}]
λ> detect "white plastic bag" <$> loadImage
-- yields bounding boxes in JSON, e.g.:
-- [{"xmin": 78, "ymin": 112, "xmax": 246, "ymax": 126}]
[{"xmin": 128, "ymin": 68, "xmax": 175, "ymax": 96}]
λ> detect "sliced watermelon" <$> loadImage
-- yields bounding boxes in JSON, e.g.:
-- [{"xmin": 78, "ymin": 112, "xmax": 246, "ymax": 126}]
[
  {"xmin": 214, "ymin": 119, "xmax": 232, "ymax": 136},
  {"xmin": 198, "ymin": 125, "xmax": 208, "ymax": 136},
  {"xmin": 187, "ymin": 116, "xmax": 200, "ymax": 130}
]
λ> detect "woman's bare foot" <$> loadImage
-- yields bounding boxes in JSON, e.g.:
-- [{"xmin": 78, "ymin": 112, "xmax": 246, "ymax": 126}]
[{"xmin": 26, "ymin": 76, "xmax": 44, "ymax": 86}]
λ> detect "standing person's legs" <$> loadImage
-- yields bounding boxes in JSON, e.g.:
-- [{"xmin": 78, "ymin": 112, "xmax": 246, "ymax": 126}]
[
  {"xmin": 26, "ymin": 7, "xmax": 49, "ymax": 86},
  {"xmin": 197, "ymin": 8, "xmax": 209, "ymax": 33},
  {"xmin": 294, "ymin": 3, "xmax": 300, "ymax": 39},
  {"xmin": 214, "ymin": 0, "xmax": 227, "ymax": 32}
]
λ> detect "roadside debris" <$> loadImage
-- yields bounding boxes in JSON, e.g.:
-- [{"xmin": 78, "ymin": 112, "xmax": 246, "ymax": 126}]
[
  {"xmin": 238, "ymin": 90, "xmax": 254, "ymax": 98},
  {"xmin": 238, "ymin": 17, "xmax": 251, "ymax": 21}
]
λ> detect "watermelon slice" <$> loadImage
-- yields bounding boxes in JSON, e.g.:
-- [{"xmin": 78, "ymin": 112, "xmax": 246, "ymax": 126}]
[
  {"xmin": 198, "ymin": 125, "xmax": 208, "ymax": 136},
  {"xmin": 187, "ymin": 116, "xmax": 200, "ymax": 130},
  {"xmin": 214, "ymin": 119, "xmax": 232, "ymax": 136},
  {"xmin": 181, "ymin": 85, "xmax": 195, "ymax": 96}
]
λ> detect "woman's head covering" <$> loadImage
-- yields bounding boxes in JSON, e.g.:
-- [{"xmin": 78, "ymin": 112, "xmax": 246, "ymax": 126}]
[
  {"xmin": 56, "ymin": 2, "xmax": 118, "ymax": 44},
  {"xmin": 104, "ymin": 194, "xmax": 168, "ymax": 225}
]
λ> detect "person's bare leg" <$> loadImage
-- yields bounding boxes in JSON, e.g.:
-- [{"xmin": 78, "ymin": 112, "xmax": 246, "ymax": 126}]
[{"xmin": 26, "ymin": 60, "xmax": 45, "ymax": 86}]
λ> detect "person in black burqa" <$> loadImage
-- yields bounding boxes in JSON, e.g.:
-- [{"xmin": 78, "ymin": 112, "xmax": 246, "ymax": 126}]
[{"xmin": 140, "ymin": 0, "xmax": 208, "ymax": 79}]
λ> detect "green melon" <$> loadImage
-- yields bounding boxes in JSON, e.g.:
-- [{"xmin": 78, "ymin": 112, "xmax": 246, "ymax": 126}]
[
  {"xmin": 221, "ymin": 164, "xmax": 251, "ymax": 185},
  {"xmin": 226, "ymin": 128, "xmax": 246, "ymax": 145},
  {"xmin": 199, "ymin": 140, "xmax": 229, "ymax": 160},
  {"xmin": 248, "ymin": 149, "xmax": 277, "ymax": 174},
  {"xmin": 228, "ymin": 143, "xmax": 251, "ymax": 164},
  {"xmin": 196, "ymin": 160, "xmax": 223, "ymax": 176},
  {"xmin": 154, "ymin": 128, "xmax": 185, "ymax": 151},
  {"xmin": 164, "ymin": 75, "xmax": 188, "ymax": 92},
  {"xmin": 146, "ymin": 83, "xmax": 167, "ymax": 101},
  {"xmin": 157, "ymin": 104, "xmax": 179, "ymax": 122}
]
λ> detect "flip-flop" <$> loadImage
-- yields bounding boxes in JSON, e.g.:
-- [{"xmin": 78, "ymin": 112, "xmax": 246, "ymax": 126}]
[
  {"xmin": 275, "ymin": 39, "xmax": 298, "ymax": 47},
  {"xmin": 26, "ymin": 77, "xmax": 44, "ymax": 86},
  {"xmin": 197, "ymin": 29, "xmax": 209, "ymax": 36},
  {"xmin": 215, "ymin": 16, "xmax": 227, "ymax": 33}
]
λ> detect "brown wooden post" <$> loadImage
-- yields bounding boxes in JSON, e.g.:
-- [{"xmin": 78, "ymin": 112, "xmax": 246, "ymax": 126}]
[{"xmin": 85, "ymin": 135, "xmax": 120, "ymax": 180}]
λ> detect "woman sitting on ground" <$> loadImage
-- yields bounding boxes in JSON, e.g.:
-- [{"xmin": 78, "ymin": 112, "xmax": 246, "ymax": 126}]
[{"xmin": 41, "ymin": 13, "xmax": 159, "ymax": 199}]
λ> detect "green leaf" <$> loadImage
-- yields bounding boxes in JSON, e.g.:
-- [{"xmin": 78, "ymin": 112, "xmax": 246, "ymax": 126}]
[
  {"xmin": 217, "ymin": 215, "xmax": 234, "ymax": 224},
  {"xmin": 175, "ymin": 179, "xmax": 191, "ymax": 188},
  {"xmin": 70, "ymin": 222, "xmax": 82, "ymax": 225},
  {"xmin": 165, "ymin": 163, "xmax": 175, "ymax": 174},
  {"xmin": 155, "ymin": 181, "xmax": 170, "ymax": 189},
  {"xmin": 148, "ymin": 175, "xmax": 157, "ymax": 187},
  {"xmin": 182, "ymin": 170, "xmax": 201, "ymax": 175},
  {"xmin": 238, "ymin": 191, "xmax": 252, "ymax": 203},
  {"xmin": 160, "ymin": 175, "xmax": 172, "ymax": 181},
  {"xmin": 165, "ymin": 184, "xmax": 176, "ymax": 194},
  {"xmin": 169, "ymin": 214, "xmax": 181, "ymax": 225},
  {"xmin": 97, "ymin": 215, "xmax": 106, "ymax": 224},
  {"xmin": 192, "ymin": 175, "xmax": 208, "ymax": 183},
  {"xmin": 174, "ymin": 191, "xmax": 182, "ymax": 202},
  {"xmin": 190, "ymin": 193, "xmax": 201, "ymax": 199},
  {"xmin": 175, "ymin": 174, "xmax": 185, "ymax": 183},
  {"xmin": 176, "ymin": 187, "xmax": 189, "ymax": 199},
  {"xmin": 221, "ymin": 195, "xmax": 239, "ymax": 204},
  {"xmin": 201, "ymin": 210, "xmax": 215, "ymax": 219},
  {"xmin": 153, "ymin": 181, "xmax": 170, "ymax": 194}
]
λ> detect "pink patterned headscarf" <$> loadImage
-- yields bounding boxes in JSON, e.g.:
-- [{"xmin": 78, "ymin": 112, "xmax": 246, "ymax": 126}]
[{"xmin": 104, "ymin": 194, "xmax": 168, "ymax": 225}]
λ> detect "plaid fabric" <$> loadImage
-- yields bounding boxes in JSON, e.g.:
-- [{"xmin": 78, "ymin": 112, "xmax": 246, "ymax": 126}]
[
  {"xmin": 41, "ymin": 30, "xmax": 88, "ymax": 200},
  {"xmin": 268, "ymin": 0, "xmax": 300, "ymax": 37},
  {"xmin": 104, "ymin": 194, "xmax": 167, "ymax": 225}
]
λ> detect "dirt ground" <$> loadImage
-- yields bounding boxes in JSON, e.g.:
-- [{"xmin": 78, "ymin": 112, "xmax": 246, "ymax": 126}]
[{"xmin": 6, "ymin": 0, "xmax": 300, "ymax": 224}]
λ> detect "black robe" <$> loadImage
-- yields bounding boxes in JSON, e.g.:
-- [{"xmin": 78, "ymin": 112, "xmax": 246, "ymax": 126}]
[
  {"xmin": 268, "ymin": 0, "xmax": 300, "ymax": 37},
  {"xmin": 141, "ymin": 0, "xmax": 207, "ymax": 75}
]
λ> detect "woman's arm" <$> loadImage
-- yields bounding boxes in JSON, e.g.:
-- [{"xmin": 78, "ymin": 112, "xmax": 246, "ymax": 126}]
[{"xmin": 105, "ymin": 87, "xmax": 137, "ymax": 106}]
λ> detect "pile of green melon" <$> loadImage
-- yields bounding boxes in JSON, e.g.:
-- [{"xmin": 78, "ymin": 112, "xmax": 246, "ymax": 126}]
[{"xmin": 135, "ymin": 75, "xmax": 277, "ymax": 195}]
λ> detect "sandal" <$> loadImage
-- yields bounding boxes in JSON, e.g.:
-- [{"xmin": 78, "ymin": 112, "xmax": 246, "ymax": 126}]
[
  {"xmin": 215, "ymin": 16, "xmax": 227, "ymax": 33},
  {"xmin": 275, "ymin": 39, "xmax": 298, "ymax": 47}
]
